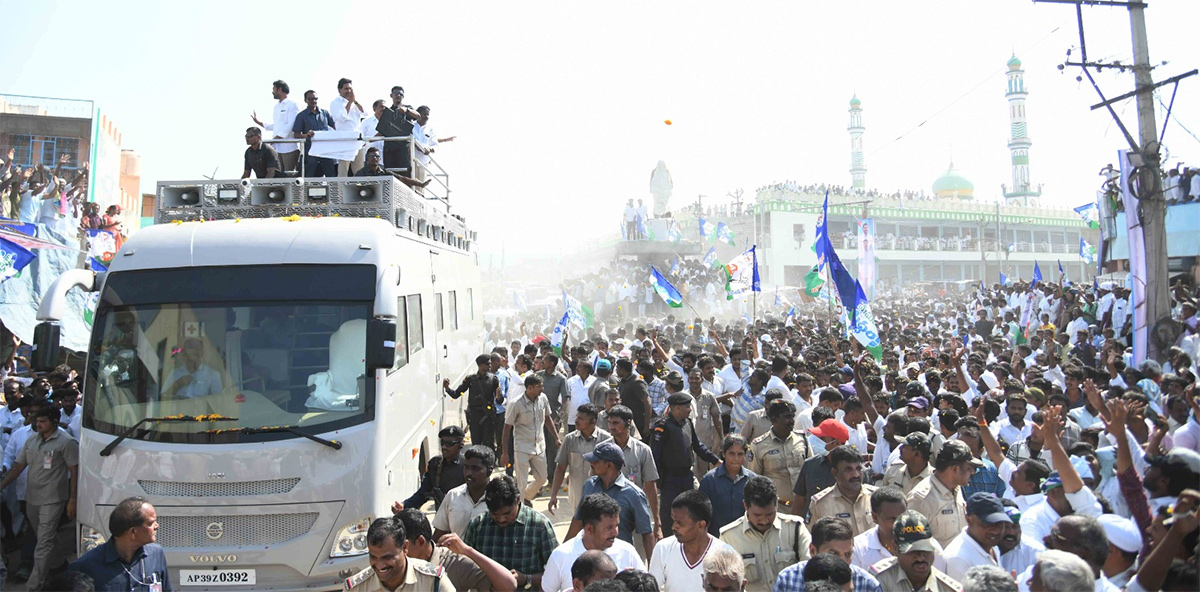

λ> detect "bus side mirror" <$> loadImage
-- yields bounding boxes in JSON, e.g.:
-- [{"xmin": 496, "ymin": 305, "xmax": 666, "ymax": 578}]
[
  {"xmin": 366, "ymin": 319, "xmax": 396, "ymax": 370},
  {"xmin": 32, "ymin": 322, "xmax": 61, "ymax": 372}
]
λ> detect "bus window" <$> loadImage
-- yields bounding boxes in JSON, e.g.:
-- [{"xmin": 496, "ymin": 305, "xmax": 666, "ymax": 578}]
[
  {"xmin": 406, "ymin": 294, "xmax": 423, "ymax": 353},
  {"xmin": 448, "ymin": 291, "xmax": 458, "ymax": 330},
  {"xmin": 393, "ymin": 297, "xmax": 409, "ymax": 370},
  {"xmin": 435, "ymin": 293, "xmax": 445, "ymax": 331}
]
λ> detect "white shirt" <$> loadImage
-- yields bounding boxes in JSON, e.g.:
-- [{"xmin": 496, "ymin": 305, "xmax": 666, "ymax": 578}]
[
  {"xmin": 431, "ymin": 483, "xmax": 488, "ymax": 536},
  {"xmin": 541, "ymin": 534, "xmax": 644, "ymax": 592},
  {"xmin": 2, "ymin": 425, "xmax": 34, "ymax": 500},
  {"xmin": 60, "ymin": 405, "xmax": 82, "ymax": 439},
  {"xmin": 329, "ymin": 96, "xmax": 364, "ymax": 136},
  {"xmin": 565, "ymin": 375, "xmax": 595, "ymax": 427},
  {"xmin": 647, "ymin": 535, "xmax": 735, "ymax": 592},
  {"xmin": 412, "ymin": 121, "xmax": 437, "ymax": 166},
  {"xmin": 1173, "ymin": 416, "xmax": 1200, "ymax": 453},
  {"xmin": 999, "ymin": 536, "xmax": 1045, "ymax": 578},
  {"xmin": 1019, "ymin": 486, "xmax": 1101, "ymax": 543},
  {"xmin": 0, "ymin": 406, "xmax": 24, "ymax": 453},
  {"xmin": 37, "ymin": 191, "xmax": 60, "ymax": 225},
  {"xmin": 996, "ymin": 417, "xmax": 1033, "ymax": 447},
  {"xmin": 266, "ymin": 98, "xmax": 300, "ymax": 154},
  {"xmin": 359, "ymin": 115, "xmax": 382, "ymax": 155},
  {"xmin": 165, "ymin": 364, "xmax": 224, "ymax": 399},
  {"xmin": 942, "ymin": 528, "xmax": 1001, "ymax": 583},
  {"xmin": 623, "ymin": 204, "xmax": 637, "ymax": 223},
  {"xmin": 851, "ymin": 526, "xmax": 948, "ymax": 572}
]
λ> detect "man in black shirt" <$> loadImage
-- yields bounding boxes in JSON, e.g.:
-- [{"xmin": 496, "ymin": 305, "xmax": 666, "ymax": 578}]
[
  {"xmin": 394, "ymin": 426, "xmax": 467, "ymax": 512},
  {"xmin": 242, "ymin": 127, "xmax": 280, "ymax": 179},
  {"xmin": 355, "ymin": 147, "xmax": 431, "ymax": 189},
  {"xmin": 379, "ymin": 86, "xmax": 420, "ymax": 173},
  {"xmin": 444, "ymin": 354, "xmax": 501, "ymax": 454}
]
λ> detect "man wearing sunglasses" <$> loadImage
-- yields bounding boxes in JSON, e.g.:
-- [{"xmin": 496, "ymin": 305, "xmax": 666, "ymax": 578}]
[{"xmin": 393, "ymin": 426, "xmax": 468, "ymax": 513}]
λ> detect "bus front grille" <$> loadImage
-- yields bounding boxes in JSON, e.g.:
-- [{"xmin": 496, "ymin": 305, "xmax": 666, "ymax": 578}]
[
  {"xmin": 157, "ymin": 512, "xmax": 319, "ymax": 547},
  {"xmin": 138, "ymin": 478, "xmax": 301, "ymax": 497}
]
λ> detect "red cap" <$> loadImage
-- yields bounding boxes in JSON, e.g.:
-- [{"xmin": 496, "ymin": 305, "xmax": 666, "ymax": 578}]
[{"xmin": 810, "ymin": 419, "xmax": 850, "ymax": 443}]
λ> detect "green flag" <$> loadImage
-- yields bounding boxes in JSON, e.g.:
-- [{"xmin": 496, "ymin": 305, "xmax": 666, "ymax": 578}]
[{"xmin": 803, "ymin": 265, "xmax": 825, "ymax": 297}]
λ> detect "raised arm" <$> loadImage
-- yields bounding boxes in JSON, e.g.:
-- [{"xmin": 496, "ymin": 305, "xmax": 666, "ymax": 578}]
[
  {"xmin": 853, "ymin": 354, "xmax": 880, "ymax": 425},
  {"xmin": 1041, "ymin": 406, "xmax": 1083, "ymax": 494},
  {"xmin": 438, "ymin": 533, "xmax": 519, "ymax": 591}
]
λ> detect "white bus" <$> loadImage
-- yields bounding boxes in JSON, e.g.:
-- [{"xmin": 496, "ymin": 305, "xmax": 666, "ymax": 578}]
[{"xmin": 35, "ymin": 176, "xmax": 481, "ymax": 590}]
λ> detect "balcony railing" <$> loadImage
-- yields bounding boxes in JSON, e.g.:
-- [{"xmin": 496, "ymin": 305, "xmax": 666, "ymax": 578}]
[{"xmin": 832, "ymin": 235, "xmax": 1074, "ymax": 254}]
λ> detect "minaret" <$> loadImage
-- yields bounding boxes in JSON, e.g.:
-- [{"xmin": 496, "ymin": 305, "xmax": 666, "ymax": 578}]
[
  {"xmin": 1002, "ymin": 55, "xmax": 1041, "ymax": 205},
  {"xmin": 848, "ymin": 95, "xmax": 866, "ymax": 190}
]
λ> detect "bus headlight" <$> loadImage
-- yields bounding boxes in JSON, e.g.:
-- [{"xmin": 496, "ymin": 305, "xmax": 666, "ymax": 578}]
[
  {"xmin": 330, "ymin": 517, "xmax": 371, "ymax": 558},
  {"xmin": 80, "ymin": 525, "xmax": 107, "ymax": 553}
]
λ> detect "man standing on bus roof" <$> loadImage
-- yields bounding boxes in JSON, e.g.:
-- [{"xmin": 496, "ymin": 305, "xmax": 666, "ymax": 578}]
[
  {"xmin": 68, "ymin": 497, "xmax": 172, "ymax": 591},
  {"xmin": 444, "ymin": 354, "xmax": 500, "ymax": 456},
  {"xmin": 293, "ymin": 89, "xmax": 337, "ymax": 178},
  {"xmin": 250, "ymin": 79, "xmax": 299, "ymax": 173},
  {"xmin": 502, "ymin": 374, "xmax": 559, "ymax": 503},
  {"xmin": 394, "ymin": 426, "xmax": 467, "ymax": 513},
  {"xmin": 346, "ymin": 516, "xmax": 456, "ymax": 592}
]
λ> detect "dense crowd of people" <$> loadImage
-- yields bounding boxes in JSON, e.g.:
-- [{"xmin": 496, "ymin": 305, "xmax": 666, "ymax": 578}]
[
  {"xmin": 398, "ymin": 274, "xmax": 1200, "ymax": 592},
  {"xmin": 0, "ymin": 149, "xmax": 126, "ymax": 244}
]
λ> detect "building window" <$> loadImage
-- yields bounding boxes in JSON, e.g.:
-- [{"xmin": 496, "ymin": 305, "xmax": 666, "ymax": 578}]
[{"xmin": 2, "ymin": 135, "xmax": 81, "ymax": 169}]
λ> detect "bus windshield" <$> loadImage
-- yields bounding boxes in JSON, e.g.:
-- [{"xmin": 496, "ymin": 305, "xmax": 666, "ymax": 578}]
[{"xmin": 85, "ymin": 301, "xmax": 374, "ymax": 444}]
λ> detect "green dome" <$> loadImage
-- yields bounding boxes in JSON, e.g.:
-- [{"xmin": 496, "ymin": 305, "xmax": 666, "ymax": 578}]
[
  {"xmin": 1007, "ymin": 55, "xmax": 1022, "ymax": 70},
  {"xmin": 849, "ymin": 95, "xmax": 861, "ymax": 107},
  {"xmin": 933, "ymin": 163, "xmax": 974, "ymax": 199}
]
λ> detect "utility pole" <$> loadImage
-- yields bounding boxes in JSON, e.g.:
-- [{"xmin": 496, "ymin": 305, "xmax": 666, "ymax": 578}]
[{"xmin": 1035, "ymin": 0, "xmax": 1196, "ymax": 360}]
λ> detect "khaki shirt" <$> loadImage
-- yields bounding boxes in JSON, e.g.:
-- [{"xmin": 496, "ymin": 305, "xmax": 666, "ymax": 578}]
[
  {"xmin": 505, "ymin": 393, "xmax": 550, "ymax": 455},
  {"xmin": 882, "ymin": 461, "xmax": 932, "ymax": 495},
  {"xmin": 344, "ymin": 558, "xmax": 457, "ymax": 592},
  {"xmin": 720, "ymin": 514, "xmax": 811, "ymax": 591},
  {"xmin": 869, "ymin": 557, "xmax": 962, "ymax": 592},
  {"xmin": 747, "ymin": 430, "xmax": 810, "ymax": 513},
  {"xmin": 905, "ymin": 475, "xmax": 967, "ymax": 549},
  {"xmin": 740, "ymin": 409, "xmax": 773, "ymax": 443},
  {"xmin": 15, "ymin": 428, "xmax": 78, "ymax": 504},
  {"xmin": 809, "ymin": 483, "xmax": 876, "ymax": 537},
  {"xmin": 430, "ymin": 545, "xmax": 489, "ymax": 591}
]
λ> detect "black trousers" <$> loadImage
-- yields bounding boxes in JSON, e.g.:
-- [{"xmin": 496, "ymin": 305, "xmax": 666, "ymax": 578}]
[
  {"xmin": 467, "ymin": 408, "xmax": 495, "ymax": 455},
  {"xmin": 658, "ymin": 473, "xmax": 696, "ymax": 533},
  {"xmin": 303, "ymin": 153, "xmax": 337, "ymax": 177},
  {"xmin": 383, "ymin": 142, "xmax": 412, "ymax": 173}
]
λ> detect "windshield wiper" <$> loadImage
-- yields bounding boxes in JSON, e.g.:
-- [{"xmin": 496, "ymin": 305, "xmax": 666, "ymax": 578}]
[
  {"xmin": 220, "ymin": 425, "xmax": 343, "ymax": 450},
  {"xmin": 100, "ymin": 415, "xmax": 239, "ymax": 457}
]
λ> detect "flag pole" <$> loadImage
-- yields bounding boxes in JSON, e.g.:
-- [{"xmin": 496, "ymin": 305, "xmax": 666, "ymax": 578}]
[{"xmin": 752, "ymin": 207, "xmax": 759, "ymax": 324}]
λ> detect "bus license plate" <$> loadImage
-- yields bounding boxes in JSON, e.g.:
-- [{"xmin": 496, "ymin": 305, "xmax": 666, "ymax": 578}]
[{"xmin": 180, "ymin": 569, "xmax": 256, "ymax": 586}]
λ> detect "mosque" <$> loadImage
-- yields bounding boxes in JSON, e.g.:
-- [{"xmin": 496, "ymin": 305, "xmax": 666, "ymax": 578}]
[{"xmin": 664, "ymin": 55, "xmax": 1097, "ymax": 293}]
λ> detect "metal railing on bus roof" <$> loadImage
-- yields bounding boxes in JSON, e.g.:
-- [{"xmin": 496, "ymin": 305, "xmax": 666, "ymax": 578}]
[{"xmin": 262, "ymin": 135, "xmax": 450, "ymax": 207}]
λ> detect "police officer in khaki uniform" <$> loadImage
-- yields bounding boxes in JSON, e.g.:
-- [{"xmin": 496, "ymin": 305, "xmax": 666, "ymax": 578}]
[
  {"xmin": 346, "ymin": 517, "xmax": 456, "ymax": 592},
  {"xmin": 882, "ymin": 432, "xmax": 933, "ymax": 495},
  {"xmin": 719, "ymin": 476, "xmax": 810, "ymax": 591},
  {"xmin": 904, "ymin": 440, "xmax": 981, "ymax": 548},
  {"xmin": 808, "ymin": 444, "xmax": 877, "ymax": 536},
  {"xmin": 870, "ymin": 510, "xmax": 962, "ymax": 592},
  {"xmin": 746, "ymin": 400, "xmax": 810, "ymax": 514}
]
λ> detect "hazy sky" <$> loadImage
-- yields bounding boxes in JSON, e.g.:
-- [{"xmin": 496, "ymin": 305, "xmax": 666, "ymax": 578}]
[{"xmin": 5, "ymin": 1, "xmax": 1198, "ymax": 260}]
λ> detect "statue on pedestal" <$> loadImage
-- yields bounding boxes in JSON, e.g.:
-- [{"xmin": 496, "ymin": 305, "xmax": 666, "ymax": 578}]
[{"xmin": 649, "ymin": 160, "xmax": 673, "ymax": 217}]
